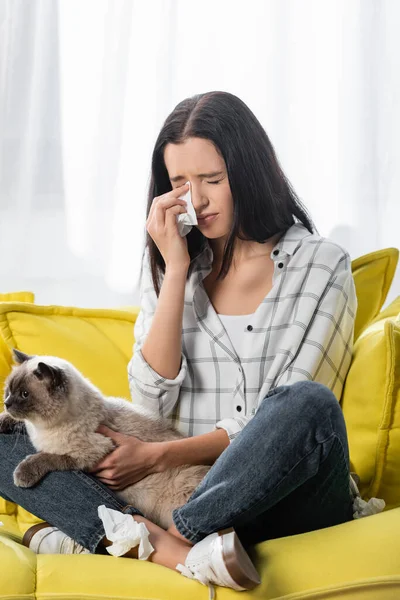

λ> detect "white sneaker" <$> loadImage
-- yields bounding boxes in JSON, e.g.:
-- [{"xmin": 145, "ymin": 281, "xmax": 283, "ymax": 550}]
[
  {"xmin": 22, "ymin": 522, "xmax": 91, "ymax": 554},
  {"xmin": 176, "ymin": 527, "xmax": 261, "ymax": 599}
]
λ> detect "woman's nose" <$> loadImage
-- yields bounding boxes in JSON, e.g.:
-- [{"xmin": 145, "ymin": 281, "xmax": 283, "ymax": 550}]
[{"xmin": 190, "ymin": 185, "xmax": 207, "ymax": 213}]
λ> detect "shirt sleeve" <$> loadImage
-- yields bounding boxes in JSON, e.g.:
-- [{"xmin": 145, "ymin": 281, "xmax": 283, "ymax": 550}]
[
  {"xmin": 127, "ymin": 249, "xmax": 188, "ymax": 418},
  {"xmin": 215, "ymin": 249, "xmax": 357, "ymax": 443}
]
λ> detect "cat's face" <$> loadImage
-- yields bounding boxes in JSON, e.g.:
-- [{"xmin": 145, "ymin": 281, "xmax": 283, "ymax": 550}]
[{"xmin": 3, "ymin": 350, "xmax": 70, "ymax": 424}]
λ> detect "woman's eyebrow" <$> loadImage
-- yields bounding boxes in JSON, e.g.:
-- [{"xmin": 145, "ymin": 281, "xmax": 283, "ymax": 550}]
[{"xmin": 170, "ymin": 170, "xmax": 223, "ymax": 182}]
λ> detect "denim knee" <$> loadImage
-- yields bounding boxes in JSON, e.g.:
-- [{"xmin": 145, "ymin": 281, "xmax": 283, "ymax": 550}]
[
  {"xmin": 260, "ymin": 380, "xmax": 346, "ymax": 439},
  {"xmin": 265, "ymin": 380, "xmax": 338, "ymax": 411},
  {"xmin": 285, "ymin": 380, "xmax": 338, "ymax": 407}
]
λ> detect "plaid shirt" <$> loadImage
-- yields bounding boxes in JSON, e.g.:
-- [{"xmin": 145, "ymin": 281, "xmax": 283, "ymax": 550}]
[{"xmin": 128, "ymin": 223, "xmax": 357, "ymax": 441}]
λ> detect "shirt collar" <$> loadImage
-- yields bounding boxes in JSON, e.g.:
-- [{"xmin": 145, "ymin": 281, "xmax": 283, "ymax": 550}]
[
  {"xmin": 194, "ymin": 221, "xmax": 314, "ymax": 269},
  {"xmin": 271, "ymin": 222, "xmax": 315, "ymax": 260}
]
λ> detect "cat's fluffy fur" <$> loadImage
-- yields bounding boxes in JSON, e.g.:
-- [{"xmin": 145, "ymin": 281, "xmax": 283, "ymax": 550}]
[{"xmin": 0, "ymin": 350, "xmax": 210, "ymax": 528}]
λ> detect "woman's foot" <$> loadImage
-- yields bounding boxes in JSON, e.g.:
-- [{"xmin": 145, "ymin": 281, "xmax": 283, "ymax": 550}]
[
  {"xmin": 177, "ymin": 527, "xmax": 261, "ymax": 593},
  {"xmin": 165, "ymin": 520, "xmax": 261, "ymax": 592},
  {"xmin": 23, "ymin": 513, "xmax": 192, "ymax": 570},
  {"xmin": 23, "ymin": 515, "xmax": 261, "ymax": 594},
  {"xmin": 22, "ymin": 522, "xmax": 90, "ymax": 554}
]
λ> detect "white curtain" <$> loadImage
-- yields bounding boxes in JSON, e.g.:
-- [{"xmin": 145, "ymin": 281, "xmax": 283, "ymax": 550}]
[{"xmin": 0, "ymin": 0, "xmax": 399, "ymax": 307}]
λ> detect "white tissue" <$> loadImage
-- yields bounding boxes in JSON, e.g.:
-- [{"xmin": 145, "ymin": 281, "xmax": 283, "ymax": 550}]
[
  {"xmin": 97, "ymin": 505, "xmax": 154, "ymax": 559},
  {"xmin": 350, "ymin": 474, "xmax": 386, "ymax": 519},
  {"xmin": 176, "ymin": 181, "xmax": 198, "ymax": 237},
  {"xmin": 352, "ymin": 496, "xmax": 386, "ymax": 519}
]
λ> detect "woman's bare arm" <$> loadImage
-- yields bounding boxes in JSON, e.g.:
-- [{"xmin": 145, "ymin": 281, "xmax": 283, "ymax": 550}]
[
  {"xmin": 140, "ymin": 264, "xmax": 188, "ymax": 380},
  {"xmin": 157, "ymin": 428, "xmax": 230, "ymax": 469}
]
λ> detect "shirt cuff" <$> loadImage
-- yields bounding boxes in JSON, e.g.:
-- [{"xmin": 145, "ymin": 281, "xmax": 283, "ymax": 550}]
[
  {"xmin": 215, "ymin": 416, "xmax": 251, "ymax": 443},
  {"xmin": 133, "ymin": 349, "xmax": 187, "ymax": 391}
]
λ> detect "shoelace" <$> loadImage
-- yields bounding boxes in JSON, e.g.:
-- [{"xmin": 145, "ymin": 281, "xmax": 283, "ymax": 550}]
[
  {"xmin": 176, "ymin": 563, "xmax": 216, "ymax": 600},
  {"xmin": 60, "ymin": 535, "xmax": 90, "ymax": 554}
]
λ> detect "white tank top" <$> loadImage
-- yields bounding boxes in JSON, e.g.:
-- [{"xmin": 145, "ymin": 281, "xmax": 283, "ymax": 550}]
[{"xmin": 217, "ymin": 312, "xmax": 256, "ymax": 356}]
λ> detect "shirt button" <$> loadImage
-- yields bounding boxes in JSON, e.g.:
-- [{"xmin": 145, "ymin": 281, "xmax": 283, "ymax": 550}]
[
  {"xmin": 278, "ymin": 262, "xmax": 284, "ymax": 268},
  {"xmin": 236, "ymin": 406, "xmax": 242, "ymax": 412},
  {"xmin": 247, "ymin": 325, "xmax": 253, "ymax": 331},
  {"xmin": 273, "ymin": 249, "xmax": 279, "ymax": 256}
]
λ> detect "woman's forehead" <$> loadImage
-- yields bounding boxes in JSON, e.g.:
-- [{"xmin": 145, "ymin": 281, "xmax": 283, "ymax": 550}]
[{"xmin": 164, "ymin": 138, "xmax": 225, "ymax": 179}]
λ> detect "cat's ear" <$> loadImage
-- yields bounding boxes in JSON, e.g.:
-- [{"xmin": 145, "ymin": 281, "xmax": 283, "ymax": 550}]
[
  {"xmin": 34, "ymin": 362, "xmax": 53, "ymax": 380},
  {"xmin": 34, "ymin": 362, "xmax": 66, "ymax": 391},
  {"xmin": 12, "ymin": 349, "xmax": 33, "ymax": 364}
]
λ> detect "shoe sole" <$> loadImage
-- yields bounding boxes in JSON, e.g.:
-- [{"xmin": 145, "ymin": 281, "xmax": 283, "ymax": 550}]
[
  {"xmin": 22, "ymin": 522, "xmax": 52, "ymax": 549},
  {"xmin": 218, "ymin": 527, "xmax": 261, "ymax": 590}
]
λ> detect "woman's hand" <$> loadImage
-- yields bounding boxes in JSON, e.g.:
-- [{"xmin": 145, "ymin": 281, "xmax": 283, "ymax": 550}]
[
  {"xmin": 146, "ymin": 182, "xmax": 191, "ymax": 271},
  {"xmin": 87, "ymin": 425, "xmax": 166, "ymax": 490}
]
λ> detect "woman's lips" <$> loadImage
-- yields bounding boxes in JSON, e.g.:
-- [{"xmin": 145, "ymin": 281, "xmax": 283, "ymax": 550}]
[{"xmin": 197, "ymin": 214, "xmax": 218, "ymax": 226}]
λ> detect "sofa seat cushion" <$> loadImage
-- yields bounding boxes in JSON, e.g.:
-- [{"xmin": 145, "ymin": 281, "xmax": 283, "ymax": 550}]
[
  {"xmin": 0, "ymin": 532, "xmax": 36, "ymax": 599},
  {"xmin": 1, "ymin": 506, "xmax": 400, "ymax": 599},
  {"xmin": 0, "ymin": 514, "xmax": 22, "ymax": 540}
]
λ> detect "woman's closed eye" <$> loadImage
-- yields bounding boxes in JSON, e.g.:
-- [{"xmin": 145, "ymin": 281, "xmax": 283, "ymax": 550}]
[{"xmin": 207, "ymin": 180, "xmax": 222, "ymax": 185}]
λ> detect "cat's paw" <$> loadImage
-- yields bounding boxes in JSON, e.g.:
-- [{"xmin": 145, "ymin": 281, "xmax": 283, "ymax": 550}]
[
  {"xmin": 0, "ymin": 412, "xmax": 20, "ymax": 434},
  {"xmin": 13, "ymin": 455, "xmax": 42, "ymax": 488}
]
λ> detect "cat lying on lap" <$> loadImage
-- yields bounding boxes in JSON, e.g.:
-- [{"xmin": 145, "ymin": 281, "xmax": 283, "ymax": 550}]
[{"xmin": 0, "ymin": 350, "xmax": 210, "ymax": 529}]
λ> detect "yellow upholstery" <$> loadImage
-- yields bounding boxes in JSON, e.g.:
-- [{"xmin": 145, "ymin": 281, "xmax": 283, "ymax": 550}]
[
  {"xmin": 351, "ymin": 248, "xmax": 398, "ymax": 340},
  {"xmin": 0, "ymin": 302, "xmax": 139, "ymax": 532},
  {"xmin": 0, "ymin": 291, "xmax": 34, "ymax": 303},
  {"xmin": 1, "ymin": 251, "xmax": 400, "ymax": 599},
  {"xmin": 0, "ymin": 302, "xmax": 140, "ymax": 407},
  {"xmin": 341, "ymin": 300, "xmax": 400, "ymax": 508},
  {"xmin": 1, "ymin": 506, "xmax": 400, "ymax": 600},
  {"xmin": 0, "ymin": 292, "xmax": 36, "ymax": 384}
]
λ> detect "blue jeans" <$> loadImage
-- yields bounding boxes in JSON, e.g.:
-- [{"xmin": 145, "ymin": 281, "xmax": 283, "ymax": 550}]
[{"xmin": 0, "ymin": 381, "xmax": 353, "ymax": 552}]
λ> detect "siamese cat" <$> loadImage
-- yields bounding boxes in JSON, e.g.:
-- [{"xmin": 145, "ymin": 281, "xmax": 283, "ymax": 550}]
[{"xmin": 0, "ymin": 350, "xmax": 210, "ymax": 529}]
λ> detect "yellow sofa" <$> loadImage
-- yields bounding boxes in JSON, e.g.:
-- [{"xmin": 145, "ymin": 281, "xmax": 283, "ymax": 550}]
[{"xmin": 1, "ymin": 248, "xmax": 400, "ymax": 600}]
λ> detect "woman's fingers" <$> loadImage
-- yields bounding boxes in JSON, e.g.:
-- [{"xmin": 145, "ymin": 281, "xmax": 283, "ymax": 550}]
[
  {"xmin": 147, "ymin": 182, "xmax": 189, "ymax": 222},
  {"xmin": 154, "ymin": 203, "xmax": 187, "ymax": 231},
  {"xmin": 146, "ymin": 181, "xmax": 191, "ymax": 267},
  {"xmin": 93, "ymin": 468, "xmax": 115, "ymax": 479},
  {"xmin": 149, "ymin": 196, "xmax": 187, "ymax": 229},
  {"xmin": 97, "ymin": 476, "xmax": 117, "ymax": 485},
  {"xmin": 164, "ymin": 204, "xmax": 186, "ymax": 230}
]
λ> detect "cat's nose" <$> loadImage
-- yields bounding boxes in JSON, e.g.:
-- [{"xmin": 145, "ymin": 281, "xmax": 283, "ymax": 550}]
[{"xmin": 4, "ymin": 395, "xmax": 14, "ymax": 409}]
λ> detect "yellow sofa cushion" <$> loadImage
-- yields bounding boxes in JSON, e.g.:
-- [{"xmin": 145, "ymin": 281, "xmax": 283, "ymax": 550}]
[
  {"xmin": 0, "ymin": 302, "xmax": 140, "ymax": 407},
  {"xmin": 2, "ymin": 503, "xmax": 400, "ymax": 599},
  {"xmin": 0, "ymin": 291, "xmax": 34, "ymax": 303},
  {"xmin": 0, "ymin": 301, "xmax": 140, "ymax": 531},
  {"xmin": 351, "ymin": 248, "xmax": 399, "ymax": 340},
  {"xmin": 341, "ymin": 297, "xmax": 400, "ymax": 509}
]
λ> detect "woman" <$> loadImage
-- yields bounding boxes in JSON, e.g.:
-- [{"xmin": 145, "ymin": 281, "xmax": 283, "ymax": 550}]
[{"xmin": 0, "ymin": 91, "xmax": 357, "ymax": 595}]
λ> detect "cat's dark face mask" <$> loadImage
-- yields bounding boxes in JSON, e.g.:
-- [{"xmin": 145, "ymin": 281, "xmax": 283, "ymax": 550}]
[
  {"xmin": 3, "ymin": 378, "xmax": 36, "ymax": 420},
  {"xmin": 4, "ymin": 353, "xmax": 69, "ymax": 423}
]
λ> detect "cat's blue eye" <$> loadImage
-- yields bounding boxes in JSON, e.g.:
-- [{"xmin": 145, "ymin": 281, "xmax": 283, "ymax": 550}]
[{"xmin": 21, "ymin": 390, "xmax": 29, "ymax": 399}]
